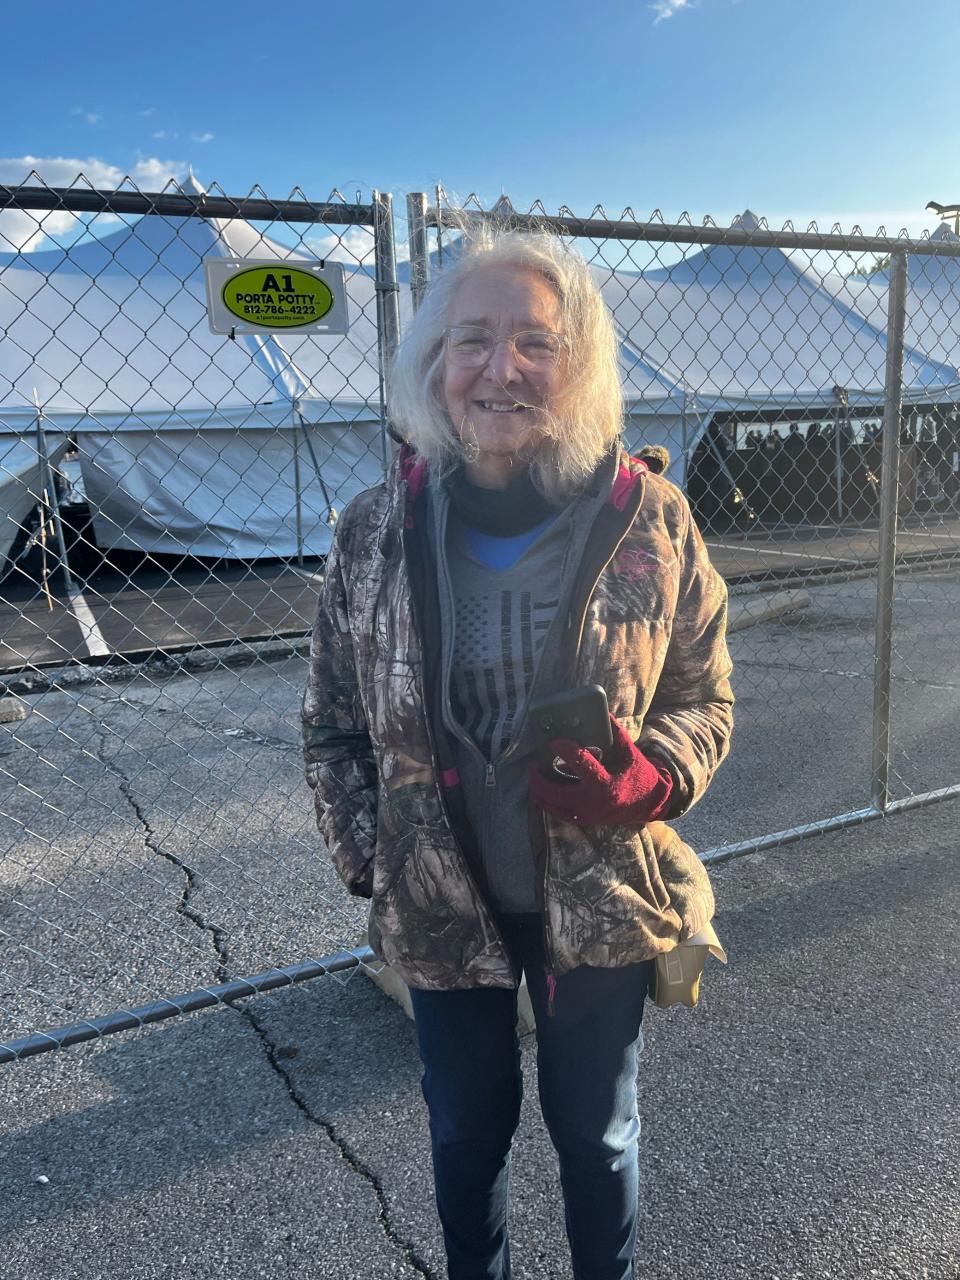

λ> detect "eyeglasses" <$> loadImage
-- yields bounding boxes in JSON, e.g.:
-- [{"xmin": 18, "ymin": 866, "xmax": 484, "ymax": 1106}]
[{"xmin": 443, "ymin": 325, "xmax": 566, "ymax": 370}]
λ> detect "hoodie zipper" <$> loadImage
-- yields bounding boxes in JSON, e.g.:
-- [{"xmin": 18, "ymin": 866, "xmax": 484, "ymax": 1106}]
[
  {"xmin": 419, "ymin": 685, "xmax": 513, "ymax": 976},
  {"xmin": 538, "ymin": 474, "xmax": 647, "ymax": 1018},
  {"xmin": 400, "ymin": 516, "xmax": 514, "ymax": 979}
]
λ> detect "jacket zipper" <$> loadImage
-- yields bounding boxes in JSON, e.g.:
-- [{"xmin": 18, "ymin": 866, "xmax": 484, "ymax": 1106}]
[
  {"xmin": 430, "ymin": 709, "xmax": 514, "ymax": 969},
  {"xmin": 482, "ymin": 762, "xmax": 495, "ymax": 871},
  {"xmin": 539, "ymin": 478, "xmax": 647, "ymax": 1019},
  {"xmin": 419, "ymin": 685, "xmax": 513, "ymax": 975},
  {"xmin": 400, "ymin": 517, "xmax": 514, "ymax": 979}
]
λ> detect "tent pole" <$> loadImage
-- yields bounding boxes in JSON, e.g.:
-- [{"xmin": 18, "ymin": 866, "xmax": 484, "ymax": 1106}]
[
  {"xmin": 297, "ymin": 411, "xmax": 338, "ymax": 527},
  {"xmin": 704, "ymin": 418, "xmax": 739, "ymax": 496},
  {"xmin": 835, "ymin": 405, "xmax": 842, "ymax": 522},
  {"xmin": 32, "ymin": 392, "xmax": 75, "ymax": 595},
  {"xmin": 292, "ymin": 404, "xmax": 304, "ymax": 567},
  {"xmin": 833, "ymin": 401, "xmax": 845, "ymax": 522}
]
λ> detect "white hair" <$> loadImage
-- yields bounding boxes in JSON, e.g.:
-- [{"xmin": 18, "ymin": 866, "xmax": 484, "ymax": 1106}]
[{"xmin": 388, "ymin": 227, "xmax": 623, "ymax": 501}]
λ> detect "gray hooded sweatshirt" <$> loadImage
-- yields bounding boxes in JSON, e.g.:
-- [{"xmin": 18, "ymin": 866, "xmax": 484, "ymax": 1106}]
[{"xmin": 431, "ymin": 457, "xmax": 612, "ymax": 912}]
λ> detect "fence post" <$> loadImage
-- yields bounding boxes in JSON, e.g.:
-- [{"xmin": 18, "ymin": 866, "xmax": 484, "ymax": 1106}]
[
  {"xmin": 871, "ymin": 250, "xmax": 908, "ymax": 813},
  {"xmin": 372, "ymin": 191, "xmax": 401, "ymax": 359},
  {"xmin": 406, "ymin": 192, "xmax": 430, "ymax": 312},
  {"xmin": 372, "ymin": 190, "xmax": 401, "ymax": 476}
]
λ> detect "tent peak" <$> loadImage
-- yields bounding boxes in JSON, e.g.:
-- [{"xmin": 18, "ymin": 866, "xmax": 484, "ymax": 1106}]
[
  {"xmin": 185, "ymin": 169, "xmax": 207, "ymax": 197},
  {"xmin": 731, "ymin": 209, "xmax": 763, "ymax": 232},
  {"xmin": 930, "ymin": 221, "xmax": 960, "ymax": 243}
]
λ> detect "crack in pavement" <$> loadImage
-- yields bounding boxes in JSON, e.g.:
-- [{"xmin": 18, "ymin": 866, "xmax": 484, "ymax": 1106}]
[
  {"xmin": 90, "ymin": 716, "xmax": 436, "ymax": 1274},
  {"xmin": 89, "ymin": 711, "xmax": 436, "ymax": 1274},
  {"xmin": 93, "ymin": 726, "xmax": 232, "ymax": 984},
  {"xmin": 239, "ymin": 1000, "xmax": 440, "ymax": 1280}
]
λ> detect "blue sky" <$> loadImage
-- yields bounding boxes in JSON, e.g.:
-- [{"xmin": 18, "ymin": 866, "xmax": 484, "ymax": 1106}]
[{"xmin": 4, "ymin": 0, "xmax": 958, "ymax": 247}]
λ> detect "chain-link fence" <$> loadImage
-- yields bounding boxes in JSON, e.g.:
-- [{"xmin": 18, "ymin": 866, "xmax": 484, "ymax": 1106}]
[
  {"xmin": 408, "ymin": 192, "xmax": 960, "ymax": 853},
  {"xmin": 3, "ymin": 182, "xmax": 960, "ymax": 1063},
  {"xmin": 0, "ymin": 179, "xmax": 402, "ymax": 1060}
]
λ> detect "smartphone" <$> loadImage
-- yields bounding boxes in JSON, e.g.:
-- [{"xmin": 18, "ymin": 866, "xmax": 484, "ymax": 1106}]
[{"xmin": 528, "ymin": 685, "xmax": 613, "ymax": 781}]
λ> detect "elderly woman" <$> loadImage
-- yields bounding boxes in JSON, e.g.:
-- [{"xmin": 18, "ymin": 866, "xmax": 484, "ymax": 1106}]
[{"xmin": 302, "ymin": 230, "xmax": 733, "ymax": 1280}]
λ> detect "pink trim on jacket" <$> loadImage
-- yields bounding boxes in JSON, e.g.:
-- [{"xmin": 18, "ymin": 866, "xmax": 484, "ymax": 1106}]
[
  {"xmin": 399, "ymin": 445, "xmax": 429, "ymax": 528},
  {"xmin": 609, "ymin": 457, "xmax": 648, "ymax": 511}
]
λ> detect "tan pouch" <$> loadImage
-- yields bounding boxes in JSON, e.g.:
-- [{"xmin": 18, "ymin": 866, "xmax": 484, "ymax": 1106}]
[{"xmin": 651, "ymin": 921, "xmax": 727, "ymax": 1009}]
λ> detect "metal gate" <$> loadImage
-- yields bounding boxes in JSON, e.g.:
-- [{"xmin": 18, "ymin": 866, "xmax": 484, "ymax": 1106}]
[{"xmin": 404, "ymin": 193, "xmax": 960, "ymax": 855}]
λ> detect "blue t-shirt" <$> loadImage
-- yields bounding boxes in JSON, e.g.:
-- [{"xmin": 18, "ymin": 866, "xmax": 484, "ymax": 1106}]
[{"xmin": 461, "ymin": 513, "xmax": 561, "ymax": 570}]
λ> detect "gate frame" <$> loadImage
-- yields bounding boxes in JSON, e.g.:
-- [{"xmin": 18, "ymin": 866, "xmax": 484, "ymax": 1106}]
[
  {"xmin": 404, "ymin": 196, "xmax": 960, "ymax": 860},
  {"xmin": 0, "ymin": 182, "xmax": 403, "ymax": 1063}
]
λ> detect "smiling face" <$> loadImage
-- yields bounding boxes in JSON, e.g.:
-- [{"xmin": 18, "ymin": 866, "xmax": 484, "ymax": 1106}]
[{"xmin": 442, "ymin": 264, "xmax": 566, "ymax": 488}]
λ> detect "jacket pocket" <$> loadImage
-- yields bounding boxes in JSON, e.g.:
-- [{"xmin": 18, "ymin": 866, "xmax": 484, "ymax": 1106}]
[
  {"xmin": 546, "ymin": 821, "xmax": 682, "ymax": 970},
  {"xmin": 557, "ymin": 821, "xmax": 674, "ymax": 920},
  {"xmin": 602, "ymin": 824, "xmax": 675, "ymax": 917},
  {"xmin": 372, "ymin": 835, "xmax": 412, "ymax": 898},
  {"xmin": 647, "ymin": 821, "xmax": 715, "ymax": 939}
]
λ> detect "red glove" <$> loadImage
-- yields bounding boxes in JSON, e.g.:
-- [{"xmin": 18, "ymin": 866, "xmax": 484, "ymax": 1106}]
[{"xmin": 528, "ymin": 715, "xmax": 674, "ymax": 826}]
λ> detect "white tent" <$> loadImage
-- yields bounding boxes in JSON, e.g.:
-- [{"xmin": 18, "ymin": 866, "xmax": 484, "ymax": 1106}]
[
  {"xmin": 597, "ymin": 212, "xmax": 960, "ymax": 479},
  {"xmin": 0, "ymin": 183, "xmax": 391, "ymax": 560},
  {"xmin": 5, "ymin": 202, "xmax": 959, "ymax": 567},
  {"xmin": 820, "ymin": 223, "xmax": 960, "ymax": 400}
]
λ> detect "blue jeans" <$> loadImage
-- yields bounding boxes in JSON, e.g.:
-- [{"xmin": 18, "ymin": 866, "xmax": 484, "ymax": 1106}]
[{"xmin": 409, "ymin": 913, "xmax": 653, "ymax": 1280}]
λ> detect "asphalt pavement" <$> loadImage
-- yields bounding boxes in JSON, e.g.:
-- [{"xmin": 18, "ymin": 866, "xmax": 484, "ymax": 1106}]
[
  {"xmin": 1, "ymin": 801, "xmax": 957, "ymax": 1279},
  {"xmin": 1, "ymin": 570, "xmax": 959, "ymax": 1279}
]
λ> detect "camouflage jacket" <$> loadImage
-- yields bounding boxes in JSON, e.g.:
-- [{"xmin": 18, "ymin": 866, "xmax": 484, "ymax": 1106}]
[{"xmin": 302, "ymin": 445, "xmax": 734, "ymax": 990}]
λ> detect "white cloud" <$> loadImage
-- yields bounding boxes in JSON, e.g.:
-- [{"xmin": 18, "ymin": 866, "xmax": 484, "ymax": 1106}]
[
  {"xmin": 152, "ymin": 129, "xmax": 177, "ymax": 140},
  {"xmin": 305, "ymin": 226, "xmax": 411, "ymax": 266},
  {"xmin": 651, "ymin": 0, "xmax": 690, "ymax": 22},
  {"xmin": 129, "ymin": 155, "xmax": 187, "ymax": 186},
  {"xmin": 69, "ymin": 105, "xmax": 103, "ymax": 124},
  {"xmin": 0, "ymin": 154, "xmax": 185, "ymax": 190},
  {"xmin": 191, "ymin": 132, "xmax": 214, "ymax": 144},
  {"xmin": 0, "ymin": 207, "xmax": 76, "ymax": 252},
  {"xmin": 0, "ymin": 154, "xmax": 187, "ymax": 251},
  {"xmin": 307, "ymin": 227, "xmax": 376, "ymax": 264},
  {"xmin": 138, "ymin": 107, "xmax": 156, "ymax": 117}
]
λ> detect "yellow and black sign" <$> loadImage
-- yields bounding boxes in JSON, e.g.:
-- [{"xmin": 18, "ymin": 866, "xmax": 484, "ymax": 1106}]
[{"xmin": 204, "ymin": 258, "xmax": 349, "ymax": 335}]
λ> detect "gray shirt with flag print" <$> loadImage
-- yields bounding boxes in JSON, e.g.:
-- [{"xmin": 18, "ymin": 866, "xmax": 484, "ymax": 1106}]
[{"xmin": 432, "ymin": 466, "xmax": 610, "ymax": 912}]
